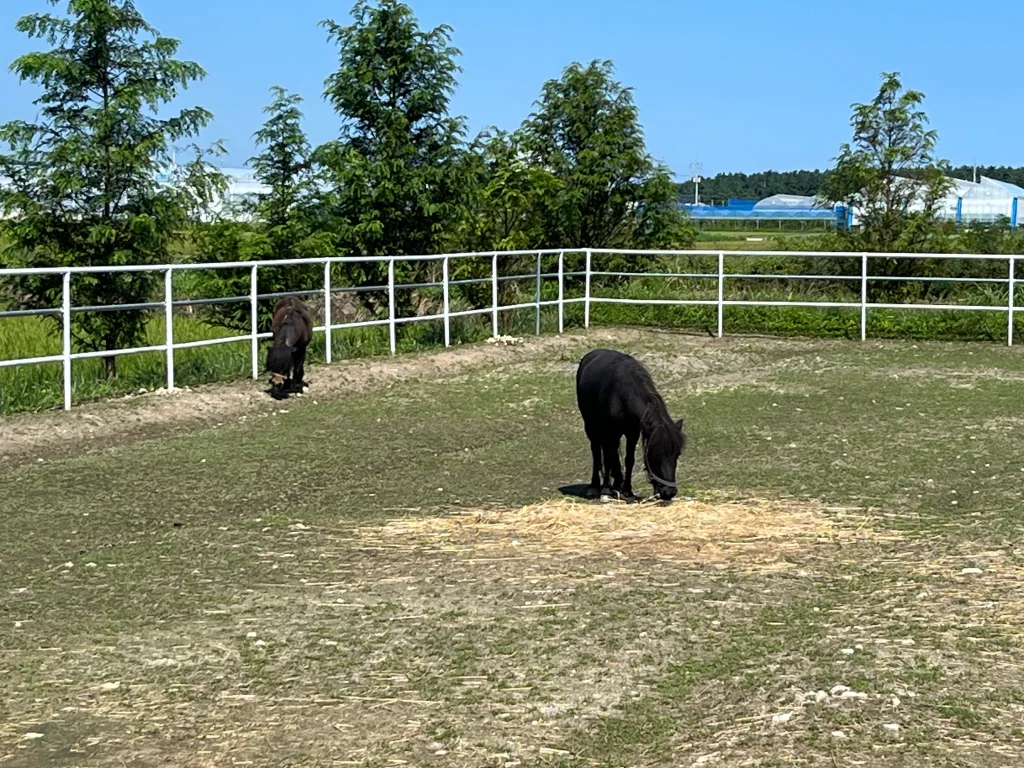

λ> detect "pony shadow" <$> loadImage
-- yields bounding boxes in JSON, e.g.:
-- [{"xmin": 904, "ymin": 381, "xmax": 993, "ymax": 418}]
[
  {"xmin": 558, "ymin": 483, "xmax": 594, "ymax": 500},
  {"xmin": 557, "ymin": 483, "xmax": 643, "ymax": 504}
]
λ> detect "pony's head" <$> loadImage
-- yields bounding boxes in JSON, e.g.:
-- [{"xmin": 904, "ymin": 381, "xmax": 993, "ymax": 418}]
[
  {"xmin": 265, "ymin": 343, "xmax": 293, "ymax": 389},
  {"xmin": 644, "ymin": 417, "xmax": 686, "ymax": 501}
]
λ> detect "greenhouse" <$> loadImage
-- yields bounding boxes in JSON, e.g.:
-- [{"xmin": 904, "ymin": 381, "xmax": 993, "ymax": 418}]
[
  {"xmin": 944, "ymin": 176, "xmax": 1023, "ymax": 225},
  {"xmin": 684, "ymin": 175, "xmax": 1021, "ymax": 229},
  {"xmin": 682, "ymin": 194, "xmax": 843, "ymax": 224}
]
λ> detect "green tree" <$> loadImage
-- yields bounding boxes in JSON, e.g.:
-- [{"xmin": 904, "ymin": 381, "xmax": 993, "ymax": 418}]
[
  {"xmin": 248, "ymin": 86, "xmax": 329, "ymax": 259},
  {"xmin": 197, "ymin": 86, "xmax": 331, "ymax": 332},
  {"xmin": 520, "ymin": 59, "xmax": 695, "ymax": 253},
  {"xmin": 460, "ymin": 128, "xmax": 556, "ymax": 252},
  {"xmin": 819, "ymin": 71, "xmax": 952, "ymax": 253},
  {"xmin": 447, "ymin": 128, "xmax": 559, "ymax": 310},
  {"xmin": 676, "ymin": 169, "xmax": 827, "ymax": 205},
  {"xmin": 949, "ymin": 165, "xmax": 1024, "ymax": 189},
  {"xmin": 315, "ymin": 0, "xmax": 472, "ymax": 315},
  {"xmin": 0, "ymin": 0, "xmax": 224, "ymax": 376}
]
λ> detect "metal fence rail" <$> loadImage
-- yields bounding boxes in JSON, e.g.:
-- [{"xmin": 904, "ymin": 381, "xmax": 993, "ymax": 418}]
[{"xmin": 0, "ymin": 248, "xmax": 1019, "ymax": 411}]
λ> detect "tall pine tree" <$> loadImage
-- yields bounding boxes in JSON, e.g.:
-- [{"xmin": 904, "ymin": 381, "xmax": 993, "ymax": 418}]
[
  {"xmin": 196, "ymin": 86, "xmax": 330, "ymax": 332},
  {"xmin": 315, "ymin": 0, "xmax": 472, "ymax": 313},
  {"xmin": 0, "ymin": 0, "xmax": 223, "ymax": 376},
  {"xmin": 249, "ymin": 86, "xmax": 328, "ymax": 260}
]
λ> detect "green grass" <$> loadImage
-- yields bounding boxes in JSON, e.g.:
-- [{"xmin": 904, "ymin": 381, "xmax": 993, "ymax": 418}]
[
  {"xmin": 0, "ymin": 314, "xmax": 253, "ymax": 411},
  {"xmin": 3, "ymin": 330, "xmax": 1024, "ymax": 765},
  {"xmin": 589, "ymin": 277, "xmax": 1019, "ymax": 343},
  {"xmin": 695, "ymin": 228, "xmax": 830, "ymax": 251}
]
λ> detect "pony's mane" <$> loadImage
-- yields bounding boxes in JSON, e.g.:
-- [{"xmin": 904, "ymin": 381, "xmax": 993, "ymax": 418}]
[
  {"xmin": 621, "ymin": 354, "xmax": 660, "ymax": 399},
  {"xmin": 641, "ymin": 401, "xmax": 683, "ymax": 450},
  {"xmin": 275, "ymin": 299, "xmax": 301, "ymax": 326},
  {"xmin": 274, "ymin": 296, "xmax": 310, "ymax": 322},
  {"xmin": 629, "ymin": 357, "xmax": 684, "ymax": 452},
  {"xmin": 272, "ymin": 297, "xmax": 310, "ymax": 348}
]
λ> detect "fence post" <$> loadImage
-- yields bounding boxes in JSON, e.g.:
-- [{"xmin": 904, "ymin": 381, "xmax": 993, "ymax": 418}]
[
  {"xmin": 491, "ymin": 251, "xmax": 499, "ymax": 338},
  {"xmin": 443, "ymin": 256, "xmax": 451, "ymax": 347},
  {"xmin": 323, "ymin": 261, "xmax": 332, "ymax": 364},
  {"xmin": 860, "ymin": 252, "xmax": 868, "ymax": 342},
  {"xmin": 62, "ymin": 270, "xmax": 72, "ymax": 411},
  {"xmin": 250, "ymin": 264, "xmax": 259, "ymax": 380},
  {"xmin": 717, "ymin": 252, "xmax": 724, "ymax": 338},
  {"xmin": 584, "ymin": 249, "xmax": 592, "ymax": 329},
  {"xmin": 164, "ymin": 267, "xmax": 174, "ymax": 393},
  {"xmin": 1009, "ymin": 256, "xmax": 1016, "ymax": 347},
  {"xmin": 557, "ymin": 250, "xmax": 564, "ymax": 334},
  {"xmin": 388, "ymin": 258, "xmax": 396, "ymax": 355},
  {"xmin": 535, "ymin": 251, "xmax": 542, "ymax": 335}
]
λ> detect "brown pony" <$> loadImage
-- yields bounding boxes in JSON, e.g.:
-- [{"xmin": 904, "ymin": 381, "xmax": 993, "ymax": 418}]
[{"xmin": 265, "ymin": 296, "xmax": 312, "ymax": 396}]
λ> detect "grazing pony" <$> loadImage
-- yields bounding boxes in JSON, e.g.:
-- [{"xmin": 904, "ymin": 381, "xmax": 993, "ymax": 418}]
[
  {"xmin": 265, "ymin": 296, "xmax": 312, "ymax": 396},
  {"xmin": 575, "ymin": 348, "xmax": 687, "ymax": 501}
]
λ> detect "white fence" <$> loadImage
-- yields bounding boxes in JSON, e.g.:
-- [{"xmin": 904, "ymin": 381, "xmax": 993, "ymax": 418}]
[{"xmin": 0, "ymin": 248, "xmax": 1020, "ymax": 411}]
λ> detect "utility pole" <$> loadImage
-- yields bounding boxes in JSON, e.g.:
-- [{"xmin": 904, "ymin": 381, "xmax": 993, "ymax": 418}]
[{"xmin": 690, "ymin": 161, "xmax": 703, "ymax": 205}]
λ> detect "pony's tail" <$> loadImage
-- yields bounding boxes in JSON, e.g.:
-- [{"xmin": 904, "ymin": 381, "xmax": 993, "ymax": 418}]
[{"xmin": 266, "ymin": 343, "xmax": 293, "ymax": 375}]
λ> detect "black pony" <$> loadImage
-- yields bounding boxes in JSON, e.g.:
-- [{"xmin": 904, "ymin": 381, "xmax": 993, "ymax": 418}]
[
  {"xmin": 575, "ymin": 348, "xmax": 687, "ymax": 501},
  {"xmin": 265, "ymin": 296, "xmax": 312, "ymax": 397}
]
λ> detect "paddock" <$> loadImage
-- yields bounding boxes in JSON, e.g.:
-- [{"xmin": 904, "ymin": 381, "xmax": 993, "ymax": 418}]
[{"xmin": 2, "ymin": 328, "xmax": 1023, "ymax": 766}]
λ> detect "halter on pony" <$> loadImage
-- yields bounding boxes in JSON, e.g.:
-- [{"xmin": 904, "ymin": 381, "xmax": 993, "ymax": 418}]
[{"xmin": 642, "ymin": 436, "xmax": 678, "ymax": 490}]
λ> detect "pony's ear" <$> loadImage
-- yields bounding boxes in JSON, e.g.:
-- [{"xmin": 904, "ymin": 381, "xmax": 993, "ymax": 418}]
[{"xmin": 674, "ymin": 419, "xmax": 684, "ymax": 432}]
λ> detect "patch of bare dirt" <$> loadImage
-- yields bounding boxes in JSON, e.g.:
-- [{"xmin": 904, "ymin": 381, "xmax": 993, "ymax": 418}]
[
  {"xmin": 980, "ymin": 415, "xmax": 1024, "ymax": 431},
  {"xmin": 876, "ymin": 365, "xmax": 1024, "ymax": 386},
  {"xmin": 449, "ymin": 335, "xmax": 829, "ymax": 400}
]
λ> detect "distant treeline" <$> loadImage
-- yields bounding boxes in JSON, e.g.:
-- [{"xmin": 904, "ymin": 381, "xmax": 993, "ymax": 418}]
[
  {"xmin": 948, "ymin": 165, "xmax": 1024, "ymax": 188},
  {"xmin": 677, "ymin": 165, "xmax": 1024, "ymax": 205}
]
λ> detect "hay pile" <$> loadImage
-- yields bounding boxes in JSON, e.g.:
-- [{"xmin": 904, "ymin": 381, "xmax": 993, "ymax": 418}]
[{"xmin": 355, "ymin": 495, "xmax": 877, "ymax": 569}]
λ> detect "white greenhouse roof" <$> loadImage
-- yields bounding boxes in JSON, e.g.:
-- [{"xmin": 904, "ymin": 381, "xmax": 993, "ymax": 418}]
[{"xmin": 753, "ymin": 194, "xmax": 821, "ymax": 209}]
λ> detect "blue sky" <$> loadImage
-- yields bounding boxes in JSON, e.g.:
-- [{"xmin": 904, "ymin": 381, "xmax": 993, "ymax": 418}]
[{"xmin": 0, "ymin": 0, "xmax": 1020, "ymax": 177}]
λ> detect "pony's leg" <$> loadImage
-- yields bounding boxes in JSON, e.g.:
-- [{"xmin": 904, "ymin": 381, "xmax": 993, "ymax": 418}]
[
  {"xmin": 623, "ymin": 430, "xmax": 639, "ymax": 499},
  {"xmin": 591, "ymin": 441, "xmax": 604, "ymax": 495},
  {"xmin": 585, "ymin": 425, "xmax": 602, "ymax": 496},
  {"xmin": 292, "ymin": 345, "xmax": 307, "ymax": 390},
  {"xmin": 599, "ymin": 438, "xmax": 613, "ymax": 490},
  {"xmin": 603, "ymin": 438, "xmax": 624, "ymax": 494}
]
